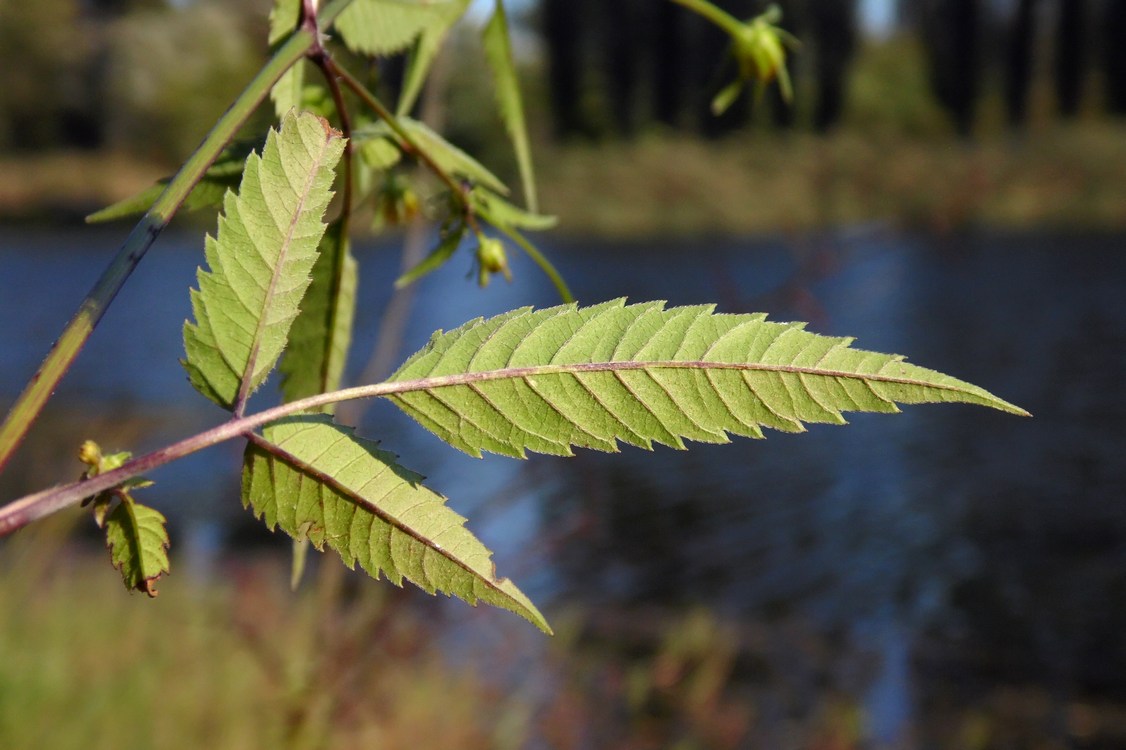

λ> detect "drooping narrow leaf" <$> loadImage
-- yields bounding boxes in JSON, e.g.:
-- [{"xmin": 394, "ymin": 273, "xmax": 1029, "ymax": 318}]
[
  {"xmin": 104, "ymin": 499, "xmax": 170, "ymax": 597},
  {"xmin": 278, "ymin": 219, "xmax": 357, "ymax": 409},
  {"xmin": 85, "ymin": 141, "xmax": 257, "ymax": 223},
  {"xmin": 384, "ymin": 300, "xmax": 1028, "ymax": 458},
  {"xmin": 78, "ymin": 441, "xmax": 167, "ymax": 595},
  {"xmin": 397, "ymin": 0, "xmax": 470, "ymax": 116},
  {"xmin": 495, "ymin": 225, "xmax": 573, "ymax": 302},
  {"xmin": 334, "ymin": 0, "xmax": 454, "ymax": 57},
  {"xmin": 482, "ymin": 0, "xmax": 538, "ymax": 212},
  {"xmin": 242, "ymin": 415, "xmax": 551, "ymax": 632},
  {"xmin": 394, "ymin": 220, "xmax": 466, "ymax": 288},
  {"xmin": 473, "ymin": 188, "xmax": 557, "ymax": 232},
  {"xmin": 183, "ymin": 111, "xmax": 345, "ymax": 411},
  {"xmin": 354, "ymin": 119, "xmax": 509, "ymax": 194}
]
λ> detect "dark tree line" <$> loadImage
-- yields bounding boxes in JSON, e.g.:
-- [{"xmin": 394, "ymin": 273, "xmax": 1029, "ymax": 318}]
[
  {"xmin": 540, "ymin": 0, "xmax": 859, "ymax": 139},
  {"xmin": 923, "ymin": 0, "xmax": 1117, "ymax": 132},
  {"xmin": 884, "ymin": 0, "xmax": 1126, "ymax": 131},
  {"xmin": 0, "ymin": 0, "xmax": 266, "ymax": 154},
  {"xmin": 540, "ymin": 0, "xmax": 1126, "ymax": 140}
]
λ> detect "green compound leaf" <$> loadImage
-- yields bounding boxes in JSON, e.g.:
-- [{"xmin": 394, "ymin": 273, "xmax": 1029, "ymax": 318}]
[
  {"xmin": 334, "ymin": 0, "xmax": 457, "ymax": 57},
  {"xmin": 104, "ymin": 499, "xmax": 170, "ymax": 597},
  {"xmin": 482, "ymin": 0, "xmax": 538, "ymax": 212},
  {"xmin": 385, "ymin": 299, "xmax": 1028, "ymax": 458},
  {"xmin": 278, "ymin": 219, "xmax": 357, "ymax": 409},
  {"xmin": 242, "ymin": 414, "xmax": 551, "ymax": 633},
  {"xmin": 183, "ymin": 111, "xmax": 345, "ymax": 411}
]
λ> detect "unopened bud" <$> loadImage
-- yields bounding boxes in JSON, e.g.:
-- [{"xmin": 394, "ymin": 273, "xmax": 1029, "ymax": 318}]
[
  {"xmin": 474, "ymin": 236, "xmax": 511, "ymax": 287},
  {"xmin": 79, "ymin": 440, "xmax": 101, "ymax": 469}
]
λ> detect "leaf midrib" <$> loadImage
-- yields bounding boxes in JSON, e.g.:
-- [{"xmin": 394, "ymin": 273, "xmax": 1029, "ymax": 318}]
[
  {"xmin": 246, "ymin": 432, "xmax": 518, "ymax": 599},
  {"xmin": 387, "ymin": 359, "xmax": 1024, "ymax": 412},
  {"xmin": 235, "ymin": 133, "xmax": 335, "ymax": 415}
]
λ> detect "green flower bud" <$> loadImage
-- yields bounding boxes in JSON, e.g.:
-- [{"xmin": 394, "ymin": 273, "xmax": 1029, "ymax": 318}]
[
  {"xmin": 474, "ymin": 236, "xmax": 511, "ymax": 287},
  {"xmin": 712, "ymin": 4, "xmax": 798, "ymax": 114},
  {"xmin": 78, "ymin": 440, "xmax": 101, "ymax": 469},
  {"xmin": 734, "ymin": 18, "xmax": 787, "ymax": 86}
]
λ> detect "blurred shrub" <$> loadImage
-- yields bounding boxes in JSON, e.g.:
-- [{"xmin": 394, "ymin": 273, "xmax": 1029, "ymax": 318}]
[
  {"xmin": 0, "ymin": 0, "xmax": 90, "ymax": 150},
  {"xmin": 102, "ymin": 3, "xmax": 263, "ymax": 162},
  {"xmin": 843, "ymin": 35, "xmax": 954, "ymax": 139}
]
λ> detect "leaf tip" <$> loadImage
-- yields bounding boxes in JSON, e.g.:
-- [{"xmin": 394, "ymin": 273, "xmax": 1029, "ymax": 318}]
[
  {"xmin": 998, "ymin": 401, "xmax": 1032, "ymax": 418},
  {"xmin": 140, "ymin": 576, "xmax": 162, "ymax": 598}
]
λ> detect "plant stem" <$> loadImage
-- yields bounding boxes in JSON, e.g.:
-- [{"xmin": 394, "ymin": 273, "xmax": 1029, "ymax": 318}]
[
  {"xmin": 328, "ymin": 59, "xmax": 471, "ymax": 214},
  {"xmin": 0, "ymin": 382, "xmax": 402, "ymax": 537},
  {"xmin": 0, "ymin": 29, "xmax": 318, "ymax": 475},
  {"xmin": 496, "ymin": 225, "xmax": 574, "ymax": 303},
  {"xmin": 0, "ymin": 349, "xmax": 1030, "ymax": 537},
  {"xmin": 669, "ymin": 0, "xmax": 745, "ymax": 37}
]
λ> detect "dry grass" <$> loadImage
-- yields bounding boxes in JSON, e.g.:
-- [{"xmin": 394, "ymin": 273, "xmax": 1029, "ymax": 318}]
[
  {"xmin": 0, "ymin": 151, "xmax": 165, "ymax": 220},
  {"xmin": 4, "ymin": 122, "xmax": 1126, "ymax": 237},
  {"xmin": 536, "ymin": 123, "xmax": 1126, "ymax": 237}
]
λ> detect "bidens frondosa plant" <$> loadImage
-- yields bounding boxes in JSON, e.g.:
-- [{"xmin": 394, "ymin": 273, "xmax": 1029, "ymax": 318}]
[{"xmin": 0, "ymin": 0, "xmax": 1026, "ymax": 633}]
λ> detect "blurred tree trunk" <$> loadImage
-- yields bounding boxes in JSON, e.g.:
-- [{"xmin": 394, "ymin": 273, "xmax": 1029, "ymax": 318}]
[
  {"xmin": 809, "ymin": 0, "xmax": 857, "ymax": 132},
  {"xmin": 896, "ymin": 0, "xmax": 922, "ymax": 27},
  {"xmin": 1053, "ymin": 0, "xmax": 1086, "ymax": 117},
  {"xmin": 604, "ymin": 0, "xmax": 641, "ymax": 137},
  {"xmin": 542, "ymin": 0, "xmax": 590, "ymax": 137},
  {"xmin": 1005, "ymin": 0, "xmax": 1037, "ymax": 127},
  {"xmin": 923, "ymin": 0, "xmax": 982, "ymax": 137},
  {"xmin": 1104, "ymin": 0, "xmax": 1126, "ymax": 113},
  {"xmin": 652, "ymin": 0, "xmax": 687, "ymax": 128},
  {"xmin": 86, "ymin": 0, "xmax": 164, "ymax": 16}
]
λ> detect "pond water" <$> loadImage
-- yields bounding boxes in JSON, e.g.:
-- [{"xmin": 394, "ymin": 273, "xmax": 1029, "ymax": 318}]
[{"xmin": 2, "ymin": 225, "xmax": 1125, "ymax": 743}]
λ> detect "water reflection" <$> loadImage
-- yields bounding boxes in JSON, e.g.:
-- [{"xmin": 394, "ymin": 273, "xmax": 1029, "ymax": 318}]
[{"xmin": 2, "ymin": 227, "xmax": 1125, "ymax": 744}]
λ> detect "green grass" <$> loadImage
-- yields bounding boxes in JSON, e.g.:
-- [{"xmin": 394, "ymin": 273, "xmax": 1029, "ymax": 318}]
[
  {"xmin": 0, "ymin": 518, "xmax": 502, "ymax": 750},
  {"xmin": 6, "ymin": 520, "xmax": 1126, "ymax": 749}
]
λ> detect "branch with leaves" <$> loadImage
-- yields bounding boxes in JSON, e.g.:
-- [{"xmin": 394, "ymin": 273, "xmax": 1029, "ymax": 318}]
[{"xmin": 0, "ymin": 0, "xmax": 1027, "ymax": 634}]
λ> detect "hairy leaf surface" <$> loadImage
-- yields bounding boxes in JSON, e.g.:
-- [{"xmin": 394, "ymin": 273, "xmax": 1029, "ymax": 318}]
[
  {"xmin": 482, "ymin": 0, "xmax": 537, "ymax": 212},
  {"xmin": 279, "ymin": 220, "xmax": 356, "ymax": 408},
  {"xmin": 386, "ymin": 300, "xmax": 1028, "ymax": 458},
  {"xmin": 335, "ymin": 0, "xmax": 455, "ymax": 56},
  {"xmin": 183, "ymin": 111, "xmax": 345, "ymax": 410},
  {"xmin": 242, "ymin": 415, "xmax": 550, "ymax": 632},
  {"xmin": 105, "ymin": 499, "xmax": 170, "ymax": 597}
]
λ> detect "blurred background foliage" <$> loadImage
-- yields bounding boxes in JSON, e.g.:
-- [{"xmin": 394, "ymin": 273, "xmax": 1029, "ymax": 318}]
[{"xmin": 2, "ymin": 0, "xmax": 1126, "ymax": 232}]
